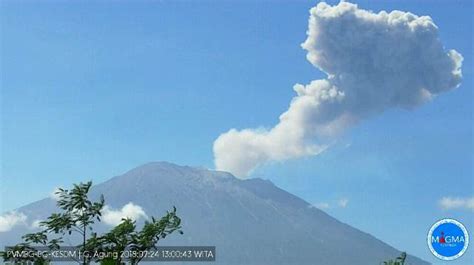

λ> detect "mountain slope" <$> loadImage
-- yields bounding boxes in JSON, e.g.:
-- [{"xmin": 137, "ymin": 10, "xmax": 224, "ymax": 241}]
[{"xmin": 0, "ymin": 162, "xmax": 430, "ymax": 265}]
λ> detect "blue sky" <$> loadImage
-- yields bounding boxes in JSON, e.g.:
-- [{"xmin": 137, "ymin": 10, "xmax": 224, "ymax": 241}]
[{"xmin": 1, "ymin": 0, "xmax": 473, "ymax": 263}]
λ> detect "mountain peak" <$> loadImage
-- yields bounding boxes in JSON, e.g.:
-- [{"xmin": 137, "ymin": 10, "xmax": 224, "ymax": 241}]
[
  {"xmin": 124, "ymin": 161, "xmax": 234, "ymax": 179},
  {"xmin": 2, "ymin": 162, "xmax": 430, "ymax": 265}
]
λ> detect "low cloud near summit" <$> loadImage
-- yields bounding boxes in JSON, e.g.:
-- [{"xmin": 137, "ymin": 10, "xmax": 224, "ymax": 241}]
[{"xmin": 213, "ymin": 1, "xmax": 463, "ymax": 178}]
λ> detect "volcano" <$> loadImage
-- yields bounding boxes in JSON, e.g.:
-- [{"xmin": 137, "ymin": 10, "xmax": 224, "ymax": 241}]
[{"xmin": 0, "ymin": 162, "xmax": 429, "ymax": 265}]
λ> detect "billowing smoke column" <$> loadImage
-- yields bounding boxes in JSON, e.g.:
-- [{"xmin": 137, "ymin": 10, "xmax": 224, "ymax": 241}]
[{"xmin": 213, "ymin": 1, "xmax": 463, "ymax": 178}]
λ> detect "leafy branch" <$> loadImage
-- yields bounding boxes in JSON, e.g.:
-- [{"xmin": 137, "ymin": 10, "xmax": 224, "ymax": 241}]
[{"xmin": 1, "ymin": 181, "xmax": 183, "ymax": 265}]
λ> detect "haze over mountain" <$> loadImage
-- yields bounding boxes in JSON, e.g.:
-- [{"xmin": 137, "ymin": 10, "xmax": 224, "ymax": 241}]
[{"xmin": 0, "ymin": 162, "xmax": 429, "ymax": 265}]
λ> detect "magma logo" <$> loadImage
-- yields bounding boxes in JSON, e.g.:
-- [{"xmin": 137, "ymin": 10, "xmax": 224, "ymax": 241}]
[{"xmin": 427, "ymin": 219, "xmax": 469, "ymax": 261}]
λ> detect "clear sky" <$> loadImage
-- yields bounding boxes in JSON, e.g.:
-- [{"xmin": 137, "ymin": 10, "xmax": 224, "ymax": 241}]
[{"xmin": 1, "ymin": 0, "xmax": 473, "ymax": 264}]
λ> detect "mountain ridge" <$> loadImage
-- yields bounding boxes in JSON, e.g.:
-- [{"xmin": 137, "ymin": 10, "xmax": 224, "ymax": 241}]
[{"xmin": 1, "ymin": 161, "xmax": 430, "ymax": 265}]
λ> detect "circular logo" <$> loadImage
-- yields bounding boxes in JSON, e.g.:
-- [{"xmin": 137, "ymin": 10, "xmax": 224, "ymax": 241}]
[{"xmin": 427, "ymin": 219, "xmax": 469, "ymax": 260}]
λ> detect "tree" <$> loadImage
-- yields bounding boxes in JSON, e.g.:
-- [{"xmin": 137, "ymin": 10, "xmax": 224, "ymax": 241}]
[
  {"xmin": 41, "ymin": 181, "xmax": 104, "ymax": 265},
  {"xmin": 1, "ymin": 181, "xmax": 182, "ymax": 265},
  {"xmin": 382, "ymin": 252, "xmax": 407, "ymax": 265},
  {"xmin": 128, "ymin": 207, "xmax": 182, "ymax": 265},
  {"xmin": 93, "ymin": 218, "xmax": 136, "ymax": 265},
  {"xmin": 92, "ymin": 208, "xmax": 183, "ymax": 265}
]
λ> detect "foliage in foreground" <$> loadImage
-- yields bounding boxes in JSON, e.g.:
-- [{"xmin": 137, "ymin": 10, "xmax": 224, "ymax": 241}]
[
  {"xmin": 382, "ymin": 252, "xmax": 407, "ymax": 265},
  {"xmin": 1, "ymin": 181, "xmax": 182, "ymax": 265}
]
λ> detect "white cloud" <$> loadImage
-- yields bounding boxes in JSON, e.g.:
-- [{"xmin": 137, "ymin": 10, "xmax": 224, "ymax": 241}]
[
  {"xmin": 0, "ymin": 211, "xmax": 27, "ymax": 232},
  {"xmin": 439, "ymin": 197, "xmax": 474, "ymax": 211},
  {"xmin": 311, "ymin": 202, "xmax": 330, "ymax": 210},
  {"xmin": 30, "ymin": 220, "xmax": 42, "ymax": 229},
  {"xmin": 310, "ymin": 198, "xmax": 349, "ymax": 210},
  {"xmin": 50, "ymin": 187, "xmax": 63, "ymax": 201},
  {"xmin": 213, "ymin": 1, "xmax": 463, "ymax": 178},
  {"xmin": 338, "ymin": 198, "xmax": 349, "ymax": 208},
  {"xmin": 101, "ymin": 202, "xmax": 148, "ymax": 226}
]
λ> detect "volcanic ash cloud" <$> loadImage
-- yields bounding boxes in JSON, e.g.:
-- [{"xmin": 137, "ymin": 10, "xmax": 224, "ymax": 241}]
[{"xmin": 213, "ymin": 1, "xmax": 463, "ymax": 178}]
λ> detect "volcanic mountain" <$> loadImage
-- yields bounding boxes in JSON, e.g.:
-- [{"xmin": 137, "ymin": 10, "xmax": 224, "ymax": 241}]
[{"xmin": 0, "ymin": 162, "xmax": 429, "ymax": 265}]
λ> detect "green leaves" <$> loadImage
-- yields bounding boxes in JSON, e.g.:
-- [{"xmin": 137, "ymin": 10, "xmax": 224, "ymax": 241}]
[
  {"xmin": 382, "ymin": 252, "xmax": 407, "ymax": 265},
  {"xmin": 127, "ymin": 207, "xmax": 182, "ymax": 264},
  {"xmin": 3, "ymin": 181, "xmax": 105, "ymax": 265},
  {"xmin": 22, "ymin": 231, "xmax": 48, "ymax": 245},
  {"xmin": 3, "ymin": 181, "xmax": 183, "ymax": 265},
  {"xmin": 85, "ymin": 208, "xmax": 183, "ymax": 265},
  {"xmin": 41, "ymin": 213, "xmax": 73, "ymax": 234},
  {"xmin": 137, "ymin": 207, "xmax": 182, "ymax": 245},
  {"xmin": 54, "ymin": 181, "xmax": 104, "ymax": 231}
]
